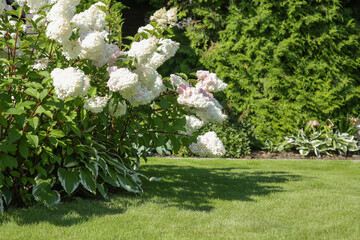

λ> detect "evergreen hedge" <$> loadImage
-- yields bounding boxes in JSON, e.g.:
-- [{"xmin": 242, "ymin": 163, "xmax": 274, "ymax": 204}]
[{"xmin": 148, "ymin": 0, "xmax": 360, "ymax": 143}]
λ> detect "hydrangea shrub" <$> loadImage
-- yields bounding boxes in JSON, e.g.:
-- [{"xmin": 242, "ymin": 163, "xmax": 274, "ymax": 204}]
[{"xmin": 0, "ymin": 0, "xmax": 227, "ymax": 211}]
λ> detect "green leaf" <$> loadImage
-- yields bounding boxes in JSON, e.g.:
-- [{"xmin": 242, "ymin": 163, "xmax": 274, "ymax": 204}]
[
  {"xmin": 96, "ymin": 183, "xmax": 109, "ymax": 200},
  {"xmin": 9, "ymin": 128, "xmax": 22, "ymax": 143},
  {"xmin": 5, "ymin": 108, "xmax": 26, "ymax": 115},
  {"xmin": 25, "ymin": 88, "xmax": 40, "ymax": 99},
  {"xmin": 57, "ymin": 168, "xmax": 80, "ymax": 195},
  {"xmin": 118, "ymin": 174, "xmax": 141, "ymax": 193},
  {"xmin": 79, "ymin": 167, "xmax": 96, "ymax": 194},
  {"xmin": 28, "ymin": 117, "xmax": 39, "ymax": 130},
  {"xmin": 26, "ymin": 134, "xmax": 39, "ymax": 147},
  {"xmin": 19, "ymin": 137, "xmax": 29, "ymax": 159},
  {"xmin": 32, "ymin": 181, "xmax": 60, "ymax": 207},
  {"xmin": 49, "ymin": 130, "xmax": 65, "ymax": 138},
  {"xmin": 0, "ymin": 155, "xmax": 18, "ymax": 169}
]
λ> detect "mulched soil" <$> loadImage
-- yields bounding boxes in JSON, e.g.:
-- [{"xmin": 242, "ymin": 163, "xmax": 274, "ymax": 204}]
[
  {"xmin": 160, "ymin": 151, "xmax": 360, "ymax": 160},
  {"xmin": 242, "ymin": 150, "xmax": 360, "ymax": 160}
]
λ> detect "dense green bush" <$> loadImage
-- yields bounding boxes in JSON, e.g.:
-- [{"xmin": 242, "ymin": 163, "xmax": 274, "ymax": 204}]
[{"xmin": 144, "ymin": 0, "xmax": 360, "ymax": 144}]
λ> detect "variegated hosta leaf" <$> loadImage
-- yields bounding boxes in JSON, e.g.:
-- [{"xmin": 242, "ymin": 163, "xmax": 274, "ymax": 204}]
[
  {"xmin": 79, "ymin": 167, "xmax": 96, "ymax": 194},
  {"xmin": 57, "ymin": 168, "xmax": 80, "ymax": 195},
  {"xmin": 32, "ymin": 181, "xmax": 60, "ymax": 207}
]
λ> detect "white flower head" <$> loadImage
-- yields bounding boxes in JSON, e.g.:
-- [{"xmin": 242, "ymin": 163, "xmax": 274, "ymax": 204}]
[
  {"xmin": 185, "ymin": 115, "xmax": 203, "ymax": 135},
  {"xmin": 72, "ymin": 2, "xmax": 107, "ymax": 33},
  {"xmin": 32, "ymin": 58, "xmax": 49, "ymax": 70},
  {"xmin": 62, "ymin": 40, "xmax": 81, "ymax": 60},
  {"xmin": 150, "ymin": 7, "xmax": 177, "ymax": 28},
  {"xmin": 51, "ymin": 67, "xmax": 91, "ymax": 100},
  {"xmin": 0, "ymin": 0, "xmax": 6, "ymax": 15},
  {"xmin": 195, "ymin": 71, "xmax": 227, "ymax": 92},
  {"xmin": 128, "ymin": 37, "xmax": 158, "ymax": 65},
  {"xmin": 189, "ymin": 131, "xmax": 226, "ymax": 157},
  {"xmin": 133, "ymin": 66, "xmax": 158, "ymax": 90},
  {"xmin": 107, "ymin": 68, "xmax": 139, "ymax": 98},
  {"xmin": 79, "ymin": 31, "xmax": 106, "ymax": 61},
  {"xmin": 46, "ymin": 17, "xmax": 72, "ymax": 43},
  {"xmin": 170, "ymin": 74, "xmax": 188, "ymax": 87},
  {"xmin": 84, "ymin": 95, "xmax": 109, "ymax": 113},
  {"xmin": 127, "ymin": 86, "xmax": 155, "ymax": 107},
  {"xmin": 177, "ymin": 84, "xmax": 213, "ymax": 109}
]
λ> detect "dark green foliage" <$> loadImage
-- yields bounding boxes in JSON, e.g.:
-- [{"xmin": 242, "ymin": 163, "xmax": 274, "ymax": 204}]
[
  {"xmin": 162, "ymin": 0, "xmax": 360, "ymax": 143},
  {"xmin": 200, "ymin": 120, "xmax": 256, "ymax": 158}
]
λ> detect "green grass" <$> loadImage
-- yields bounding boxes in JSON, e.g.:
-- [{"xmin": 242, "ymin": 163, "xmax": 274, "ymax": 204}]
[{"xmin": 1, "ymin": 158, "xmax": 360, "ymax": 240}]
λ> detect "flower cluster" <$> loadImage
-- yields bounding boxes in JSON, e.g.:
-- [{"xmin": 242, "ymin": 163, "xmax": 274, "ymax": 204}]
[
  {"xmin": 177, "ymin": 84, "xmax": 227, "ymax": 123},
  {"xmin": 195, "ymin": 70, "xmax": 227, "ymax": 93},
  {"xmin": 185, "ymin": 115, "xmax": 203, "ymax": 135},
  {"xmin": 150, "ymin": 7, "xmax": 177, "ymax": 28},
  {"xmin": 189, "ymin": 131, "xmax": 226, "ymax": 157},
  {"xmin": 51, "ymin": 67, "xmax": 90, "ymax": 100},
  {"xmin": 84, "ymin": 95, "xmax": 109, "ymax": 113},
  {"xmin": 307, "ymin": 120, "xmax": 320, "ymax": 127}
]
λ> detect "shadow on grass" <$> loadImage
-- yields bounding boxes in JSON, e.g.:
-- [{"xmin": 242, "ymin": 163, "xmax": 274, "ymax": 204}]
[
  {"xmin": 140, "ymin": 165, "xmax": 303, "ymax": 212},
  {"xmin": 2, "ymin": 164, "xmax": 302, "ymax": 226}
]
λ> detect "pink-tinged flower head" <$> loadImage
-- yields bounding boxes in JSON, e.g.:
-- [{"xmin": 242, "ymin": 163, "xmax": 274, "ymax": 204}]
[
  {"xmin": 109, "ymin": 49, "xmax": 127, "ymax": 65},
  {"xmin": 349, "ymin": 117, "xmax": 359, "ymax": 126},
  {"xmin": 198, "ymin": 88, "xmax": 214, "ymax": 99},
  {"xmin": 307, "ymin": 120, "xmax": 320, "ymax": 127},
  {"xmin": 108, "ymin": 66, "xmax": 119, "ymax": 75},
  {"xmin": 177, "ymin": 84, "xmax": 188, "ymax": 95},
  {"xmin": 196, "ymin": 70, "xmax": 210, "ymax": 80}
]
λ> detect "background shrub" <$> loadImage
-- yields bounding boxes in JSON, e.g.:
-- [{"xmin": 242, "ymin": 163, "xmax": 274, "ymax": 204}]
[{"xmin": 148, "ymin": 0, "xmax": 360, "ymax": 144}]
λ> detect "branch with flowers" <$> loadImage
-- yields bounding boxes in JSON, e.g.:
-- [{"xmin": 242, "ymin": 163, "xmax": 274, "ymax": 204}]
[{"xmin": 0, "ymin": 0, "xmax": 228, "ymax": 210}]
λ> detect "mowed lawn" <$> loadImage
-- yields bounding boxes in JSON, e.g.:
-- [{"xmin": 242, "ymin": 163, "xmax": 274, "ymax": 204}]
[{"xmin": 1, "ymin": 158, "xmax": 359, "ymax": 240}]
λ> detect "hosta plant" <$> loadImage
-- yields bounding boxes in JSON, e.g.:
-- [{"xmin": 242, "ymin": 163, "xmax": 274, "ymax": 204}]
[
  {"xmin": 0, "ymin": 0, "xmax": 228, "ymax": 212},
  {"xmin": 279, "ymin": 120, "xmax": 359, "ymax": 157}
]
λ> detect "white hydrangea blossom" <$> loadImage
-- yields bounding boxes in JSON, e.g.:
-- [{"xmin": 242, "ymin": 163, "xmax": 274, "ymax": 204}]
[
  {"xmin": 158, "ymin": 39, "xmax": 179, "ymax": 58},
  {"xmin": 32, "ymin": 58, "xmax": 49, "ymax": 70},
  {"xmin": 72, "ymin": 2, "xmax": 107, "ymax": 33},
  {"xmin": 46, "ymin": 0, "xmax": 77, "ymax": 22},
  {"xmin": 137, "ymin": 24, "xmax": 155, "ymax": 34},
  {"xmin": 79, "ymin": 31, "xmax": 106, "ymax": 61},
  {"xmin": 194, "ymin": 102, "xmax": 228, "ymax": 123},
  {"xmin": 93, "ymin": 44, "xmax": 120, "ymax": 67},
  {"xmin": 148, "ymin": 74, "xmax": 165, "ymax": 97},
  {"xmin": 127, "ymin": 86, "xmax": 155, "ymax": 107},
  {"xmin": 195, "ymin": 70, "xmax": 227, "ymax": 92},
  {"xmin": 108, "ymin": 99, "xmax": 127, "ymax": 117},
  {"xmin": 185, "ymin": 115, "xmax": 203, "ymax": 135},
  {"xmin": 150, "ymin": 7, "xmax": 177, "ymax": 28},
  {"xmin": 145, "ymin": 52, "xmax": 167, "ymax": 69},
  {"xmin": 46, "ymin": 17, "xmax": 72, "ymax": 43},
  {"xmin": 84, "ymin": 95, "xmax": 109, "ymax": 113},
  {"xmin": 107, "ymin": 68, "xmax": 139, "ymax": 98},
  {"xmin": 62, "ymin": 40, "xmax": 81, "ymax": 60},
  {"xmin": 0, "ymin": 0, "xmax": 6, "ymax": 15},
  {"xmin": 51, "ymin": 67, "xmax": 91, "ymax": 100},
  {"xmin": 170, "ymin": 74, "xmax": 188, "ymax": 87},
  {"xmin": 26, "ymin": 0, "xmax": 51, "ymax": 14},
  {"xmin": 145, "ymin": 39, "xmax": 179, "ymax": 69},
  {"xmin": 133, "ymin": 66, "xmax": 157, "ymax": 90},
  {"xmin": 189, "ymin": 131, "xmax": 226, "ymax": 157},
  {"xmin": 127, "ymin": 37, "xmax": 158, "ymax": 65},
  {"xmin": 177, "ymin": 84, "xmax": 213, "ymax": 109}
]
